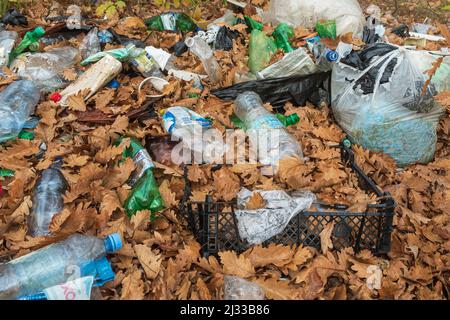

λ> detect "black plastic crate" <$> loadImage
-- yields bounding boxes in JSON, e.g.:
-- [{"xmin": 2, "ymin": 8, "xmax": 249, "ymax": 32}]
[{"xmin": 180, "ymin": 142, "xmax": 396, "ymax": 257}]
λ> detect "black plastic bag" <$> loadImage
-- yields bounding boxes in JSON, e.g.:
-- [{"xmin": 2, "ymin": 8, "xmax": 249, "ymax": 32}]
[
  {"xmin": 214, "ymin": 26, "xmax": 239, "ymax": 51},
  {"xmin": 391, "ymin": 24, "xmax": 410, "ymax": 38},
  {"xmin": 1, "ymin": 8, "xmax": 28, "ymax": 26},
  {"xmin": 212, "ymin": 72, "xmax": 330, "ymax": 108},
  {"xmin": 171, "ymin": 40, "xmax": 189, "ymax": 56},
  {"xmin": 107, "ymin": 28, "xmax": 145, "ymax": 48}
]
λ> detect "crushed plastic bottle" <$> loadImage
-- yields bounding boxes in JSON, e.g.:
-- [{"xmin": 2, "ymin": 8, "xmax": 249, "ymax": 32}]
[
  {"xmin": 116, "ymin": 137, "xmax": 164, "ymax": 218},
  {"xmin": 306, "ymin": 36, "xmax": 339, "ymax": 71},
  {"xmin": 0, "ymin": 80, "xmax": 40, "ymax": 143},
  {"xmin": 8, "ymin": 26, "xmax": 45, "ymax": 66},
  {"xmin": 224, "ymin": 276, "xmax": 265, "ymax": 300},
  {"xmin": 234, "ymin": 91, "xmax": 303, "ymax": 170},
  {"xmin": 127, "ymin": 44, "xmax": 163, "ymax": 78},
  {"xmin": 0, "ymin": 30, "xmax": 18, "ymax": 69},
  {"xmin": 28, "ymin": 160, "xmax": 68, "ymax": 237},
  {"xmin": 79, "ymin": 27, "xmax": 101, "ymax": 60},
  {"xmin": 66, "ymin": 5, "xmax": 82, "ymax": 30},
  {"xmin": 12, "ymin": 47, "xmax": 79, "ymax": 92},
  {"xmin": 145, "ymin": 12, "xmax": 199, "ymax": 32},
  {"xmin": 0, "ymin": 233, "xmax": 122, "ymax": 300},
  {"xmin": 58, "ymin": 54, "xmax": 122, "ymax": 106},
  {"xmin": 185, "ymin": 37, "xmax": 222, "ymax": 83}
]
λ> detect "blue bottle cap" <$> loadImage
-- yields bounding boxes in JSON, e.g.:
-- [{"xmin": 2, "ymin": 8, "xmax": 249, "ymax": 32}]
[
  {"xmin": 104, "ymin": 232, "xmax": 123, "ymax": 253},
  {"xmin": 106, "ymin": 79, "xmax": 120, "ymax": 89},
  {"xmin": 93, "ymin": 257, "xmax": 116, "ymax": 286},
  {"xmin": 326, "ymin": 50, "xmax": 339, "ymax": 62}
]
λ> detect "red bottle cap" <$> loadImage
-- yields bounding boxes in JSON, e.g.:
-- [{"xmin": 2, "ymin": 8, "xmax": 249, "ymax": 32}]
[{"xmin": 50, "ymin": 92, "xmax": 62, "ymax": 103}]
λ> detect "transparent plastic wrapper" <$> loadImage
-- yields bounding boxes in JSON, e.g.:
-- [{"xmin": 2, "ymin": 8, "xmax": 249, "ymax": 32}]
[
  {"xmin": 12, "ymin": 47, "xmax": 79, "ymax": 92},
  {"xmin": 59, "ymin": 54, "xmax": 122, "ymax": 106},
  {"xmin": 235, "ymin": 188, "xmax": 316, "ymax": 245},
  {"xmin": 223, "ymin": 276, "xmax": 265, "ymax": 300},
  {"xmin": 0, "ymin": 30, "xmax": 18, "ymax": 68},
  {"xmin": 185, "ymin": 36, "xmax": 222, "ymax": 83},
  {"xmin": 0, "ymin": 80, "xmax": 40, "ymax": 143},
  {"xmin": 28, "ymin": 161, "xmax": 68, "ymax": 237},
  {"xmin": 234, "ymin": 92, "xmax": 303, "ymax": 171},
  {"xmin": 257, "ymin": 47, "xmax": 318, "ymax": 79},
  {"xmin": 331, "ymin": 44, "xmax": 447, "ymax": 167},
  {"xmin": 0, "ymin": 233, "xmax": 122, "ymax": 300},
  {"xmin": 262, "ymin": 0, "xmax": 365, "ymax": 37},
  {"xmin": 79, "ymin": 27, "xmax": 100, "ymax": 60}
]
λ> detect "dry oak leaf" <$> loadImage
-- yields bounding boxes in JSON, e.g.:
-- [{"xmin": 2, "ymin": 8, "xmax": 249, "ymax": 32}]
[
  {"xmin": 246, "ymin": 244, "xmax": 295, "ymax": 268},
  {"xmin": 48, "ymin": 207, "xmax": 72, "ymax": 233},
  {"xmin": 134, "ymin": 244, "xmax": 162, "ymax": 280},
  {"xmin": 120, "ymin": 269, "xmax": 145, "ymax": 300},
  {"xmin": 62, "ymin": 68, "xmax": 78, "ymax": 81},
  {"xmin": 63, "ymin": 154, "xmax": 90, "ymax": 168},
  {"xmin": 212, "ymin": 166, "xmax": 241, "ymax": 201},
  {"xmin": 67, "ymin": 89, "xmax": 90, "ymax": 112},
  {"xmin": 245, "ymin": 192, "xmax": 266, "ymax": 210},
  {"xmin": 159, "ymin": 180, "xmax": 177, "ymax": 208},
  {"xmin": 254, "ymin": 277, "xmax": 297, "ymax": 300},
  {"xmin": 278, "ymin": 156, "xmax": 312, "ymax": 189},
  {"xmin": 219, "ymin": 250, "xmax": 255, "ymax": 278},
  {"xmin": 320, "ymin": 221, "xmax": 335, "ymax": 255}
]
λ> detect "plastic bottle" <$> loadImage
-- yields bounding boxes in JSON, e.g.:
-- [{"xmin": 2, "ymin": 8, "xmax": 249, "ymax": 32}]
[
  {"xmin": 12, "ymin": 47, "xmax": 79, "ymax": 92},
  {"xmin": 126, "ymin": 44, "xmax": 163, "ymax": 78},
  {"xmin": 79, "ymin": 27, "xmax": 101, "ymax": 60},
  {"xmin": 0, "ymin": 233, "xmax": 122, "ymax": 300},
  {"xmin": 234, "ymin": 91, "xmax": 303, "ymax": 169},
  {"xmin": 306, "ymin": 36, "xmax": 338, "ymax": 71},
  {"xmin": 0, "ymin": 80, "xmax": 40, "ymax": 143},
  {"xmin": 224, "ymin": 276, "xmax": 265, "ymax": 300},
  {"xmin": 58, "ymin": 54, "xmax": 122, "ymax": 106},
  {"xmin": 116, "ymin": 137, "xmax": 164, "ymax": 218},
  {"xmin": 8, "ymin": 27, "xmax": 45, "ymax": 66},
  {"xmin": 231, "ymin": 113, "xmax": 299, "ymax": 129},
  {"xmin": 28, "ymin": 160, "xmax": 68, "ymax": 237},
  {"xmin": 0, "ymin": 30, "xmax": 18, "ymax": 68},
  {"xmin": 18, "ymin": 256, "xmax": 115, "ymax": 300},
  {"xmin": 185, "ymin": 36, "xmax": 222, "ymax": 83},
  {"xmin": 145, "ymin": 12, "xmax": 198, "ymax": 32}
]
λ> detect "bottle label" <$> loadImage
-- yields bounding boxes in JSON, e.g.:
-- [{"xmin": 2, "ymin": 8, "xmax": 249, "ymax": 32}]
[
  {"xmin": 129, "ymin": 149, "xmax": 154, "ymax": 186},
  {"xmin": 161, "ymin": 13, "xmax": 177, "ymax": 31},
  {"xmin": 248, "ymin": 115, "xmax": 284, "ymax": 130},
  {"xmin": 43, "ymin": 276, "xmax": 94, "ymax": 300},
  {"xmin": 162, "ymin": 107, "xmax": 212, "ymax": 134},
  {"xmin": 131, "ymin": 52, "xmax": 157, "ymax": 75}
]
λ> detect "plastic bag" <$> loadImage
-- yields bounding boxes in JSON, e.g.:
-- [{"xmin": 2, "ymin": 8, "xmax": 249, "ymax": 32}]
[
  {"xmin": 235, "ymin": 188, "xmax": 315, "ymax": 245},
  {"xmin": 215, "ymin": 26, "xmax": 239, "ymax": 51},
  {"xmin": 248, "ymin": 29, "xmax": 277, "ymax": 73},
  {"xmin": 262, "ymin": 0, "xmax": 365, "ymax": 37},
  {"xmin": 79, "ymin": 27, "xmax": 100, "ymax": 60},
  {"xmin": 223, "ymin": 276, "xmax": 265, "ymax": 300},
  {"xmin": 212, "ymin": 72, "xmax": 330, "ymax": 108},
  {"xmin": 331, "ymin": 45, "xmax": 447, "ymax": 167}
]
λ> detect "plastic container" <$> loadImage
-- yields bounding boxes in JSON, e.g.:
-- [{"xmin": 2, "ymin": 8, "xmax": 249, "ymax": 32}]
[
  {"xmin": 12, "ymin": 47, "xmax": 79, "ymax": 92},
  {"xmin": 8, "ymin": 27, "xmax": 45, "ymax": 66},
  {"xmin": 145, "ymin": 12, "xmax": 198, "ymax": 32},
  {"xmin": 0, "ymin": 80, "xmax": 40, "ymax": 143},
  {"xmin": 180, "ymin": 142, "xmax": 396, "ymax": 257},
  {"xmin": 28, "ymin": 161, "xmax": 68, "ymax": 237},
  {"xmin": 224, "ymin": 276, "xmax": 265, "ymax": 300},
  {"xmin": 185, "ymin": 37, "xmax": 222, "ymax": 83},
  {"xmin": 234, "ymin": 91, "xmax": 303, "ymax": 169},
  {"xmin": 58, "ymin": 54, "xmax": 122, "ymax": 106},
  {"xmin": 0, "ymin": 233, "xmax": 122, "ymax": 300},
  {"xmin": 0, "ymin": 30, "xmax": 18, "ymax": 68}
]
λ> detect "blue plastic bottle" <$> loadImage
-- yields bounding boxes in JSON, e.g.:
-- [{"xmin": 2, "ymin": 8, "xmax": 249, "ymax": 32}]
[{"xmin": 0, "ymin": 233, "xmax": 122, "ymax": 300}]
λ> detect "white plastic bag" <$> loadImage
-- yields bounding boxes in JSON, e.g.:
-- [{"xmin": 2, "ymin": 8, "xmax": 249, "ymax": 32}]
[
  {"xmin": 331, "ymin": 44, "xmax": 447, "ymax": 167},
  {"xmin": 262, "ymin": 0, "xmax": 365, "ymax": 37},
  {"xmin": 235, "ymin": 188, "xmax": 315, "ymax": 246}
]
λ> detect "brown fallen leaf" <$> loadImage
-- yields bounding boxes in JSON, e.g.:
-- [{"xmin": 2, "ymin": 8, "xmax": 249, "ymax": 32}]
[
  {"xmin": 219, "ymin": 250, "xmax": 255, "ymax": 278},
  {"xmin": 134, "ymin": 244, "xmax": 162, "ymax": 280},
  {"xmin": 67, "ymin": 89, "xmax": 91, "ymax": 112},
  {"xmin": 121, "ymin": 269, "xmax": 145, "ymax": 300},
  {"xmin": 320, "ymin": 221, "xmax": 335, "ymax": 255},
  {"xmin": 245, "ymin": 192, "xmax": 266, "ymax": 210}
]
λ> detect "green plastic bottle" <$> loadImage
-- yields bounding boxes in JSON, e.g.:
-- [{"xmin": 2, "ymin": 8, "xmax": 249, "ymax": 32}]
[
  {"xmin": 272, "ymin": 23, "xmax": 295, "ymax": 53},
  {"xmin": 18, "ymin": 130, "xmax": 35, "ymax": 140},
  {"xmin": 116, "ymin": 137, "xmax": 164, "ymax": 218},
  {"xmin": 0, "ymin": 168, "xmax": 15, "ymax": 177},
  {"xmin": 8, "ymin": 27, "xmax": 45, "ymax": 66},
  {"xmin": 145, "ymin": 12, "xmax": 198, "ymax": 32}
]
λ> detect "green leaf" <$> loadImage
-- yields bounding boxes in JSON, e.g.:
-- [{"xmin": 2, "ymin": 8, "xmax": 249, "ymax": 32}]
[
  {"xmin": 96, "ymin": 3, "xmax": 109, "ymax": 16},
  {"xmin": 442, "ymin": 4, "xmax": 450, "ymax": 11},
  {"xmin": 154, "ymin": 0, "xmax": 165, "ymax": 7},
  {"xmin": 116, "ymin": 0, "xmax": 126, "ymax": 10},
  {"xmin": 105, "ymin": 5, "xmax": 117, "ymax": 18}
]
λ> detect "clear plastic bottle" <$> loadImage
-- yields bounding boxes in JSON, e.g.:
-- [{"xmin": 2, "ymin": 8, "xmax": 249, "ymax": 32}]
[
  {"xmin": 0, "ymin": 30, "xmax": 18, "ymax": 68},
  {"xmin": 126, "ymin": 44, "xmax": 163, "ymax": 78},
  {"xmin": 28, "ymin": 160, "xmax": 68, "ymax": 237},
  {"xmin": 306, "ymin": 36, "xmax": 339, "ymax": 71},
  {"xmin": 185, "ymin": 37, "xmax": 222, "ymax": 83},
  {"xmin": 0, "ymin": 80, "xmax": 40, "ymax": 143},
  {"xmin": 0, "ymin": 233, "xmax": 122, "ymax": 300},
  {"xmin": 12, "ymin": 47, "xmax": 79, "ymax": 92},
  {"xmin": 234, "ymin": 91, "xmax": 303, "ymax": 169},
  {"xmin": 79, "ymin": 27, "xmax": 101, "ymax": 60}
]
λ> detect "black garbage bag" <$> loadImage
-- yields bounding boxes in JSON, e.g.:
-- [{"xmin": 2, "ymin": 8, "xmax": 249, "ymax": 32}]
[
  {"xmin": 171, "ymin": 40, "xmax": 189, "ymax": 56},
  {"xmin": 214, "ymin": 26, "xmax": 239, "ymax": 51},
  {"xmin": 1, "ymin": 8, "xmax": 28, "ymax": 26},
  {"xmin": 391, "ymin": 24, "xmax": 410, "ymax": 38},
  {"xmin": 212, "ymin": 72, "xmax": 330, "ymax": 108}
]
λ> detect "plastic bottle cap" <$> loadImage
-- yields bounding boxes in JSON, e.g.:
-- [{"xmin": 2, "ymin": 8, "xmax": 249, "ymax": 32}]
[
  {"xmin": 326, "ymin": 50, "xmax": 339, "ymax": 62},
  {"xmin": 50, "ymin": 92, "xmax": 61, "ymax": 103},
  {"xmin": 34, "ymin": 26, "xmax": 46, "ymax": 37},
  {"xmin": 93, "ymin": 257, "xmax": 116, "ymax": 286},
  {"xmin": 106, "ymin": 79, "xmax": 120, "ymax": 89},
  {"xmin": 185, "ymin": 37, "xmax": 194, "ymax": 47},
  {"xmin": 104, "ymin": 233, "xmax": 123, "ymax": 253}
]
